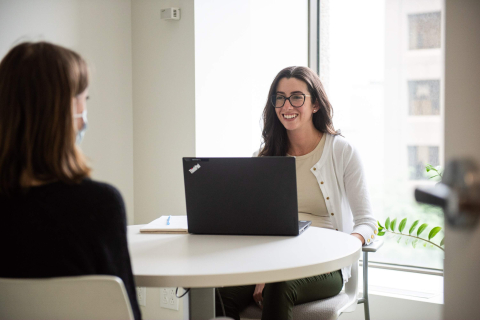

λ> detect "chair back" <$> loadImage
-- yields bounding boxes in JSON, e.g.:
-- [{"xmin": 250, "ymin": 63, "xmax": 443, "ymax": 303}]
[{"xmin": 0, "ymin": 275, "xmax": 134, "ymax": 320}]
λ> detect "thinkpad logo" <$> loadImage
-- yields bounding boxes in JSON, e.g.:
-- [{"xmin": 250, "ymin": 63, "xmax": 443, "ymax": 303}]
[{"xmin": 189, "ymin": 164, "xmax": 201, "ymax": 174}]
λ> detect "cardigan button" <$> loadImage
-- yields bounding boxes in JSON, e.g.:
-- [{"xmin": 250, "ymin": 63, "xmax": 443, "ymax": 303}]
[
  {"xmin": 313, "ymin": 167, "xmax": 317, "ymax": 171},
  {"xmin": 374, "ymin": 230, "xmax": 378, "ymax": 234},
  {"xmin": 336, "ymin": 229, "xmax": 338, "ymax": 231},
  {"xmin": 367, "ymin": 239, "xmax": 371, "ymax": 243},
  {"xmin": 326, "ymin": 197, "xmax": 330, "ymax": 200},
  {"xmin": 320, "ymin": 181, "xmax": 324, "ymax": 184},
  {"xmin": 331, "ymin": 213, "xmax": 334, "ymax": 216},
  {"xmin": 371, "ymin": 235, "xmax": 375, "ymax": 239}
]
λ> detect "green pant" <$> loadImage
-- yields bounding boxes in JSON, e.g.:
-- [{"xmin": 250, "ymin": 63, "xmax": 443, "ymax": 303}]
[{"xmin": 215, "ymin": 270, "xmax": 343, "ymax": 320}]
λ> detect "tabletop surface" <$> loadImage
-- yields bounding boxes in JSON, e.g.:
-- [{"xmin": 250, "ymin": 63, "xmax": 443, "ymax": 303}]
[{"xmin": 127, "ymin": 225, "xmax": 362, "ymax": 288}]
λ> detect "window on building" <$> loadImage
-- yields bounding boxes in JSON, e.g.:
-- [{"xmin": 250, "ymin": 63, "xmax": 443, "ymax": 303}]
[
  {"xmin": 409, "ymin": 12, "xmax": 441, "ymax": 50},
  {"xmin": 408, "ymin": 80, "xmax": 440, "ymax": 115},
  {"xmin": 408, "ymin": 146, "xmax": 440, "ymax": 180}
]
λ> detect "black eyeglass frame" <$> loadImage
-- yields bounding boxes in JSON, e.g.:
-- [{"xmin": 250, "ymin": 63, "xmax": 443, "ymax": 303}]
[{"xmin": 271, "ymin": 93, "xmax": 312, "ymax": 108}]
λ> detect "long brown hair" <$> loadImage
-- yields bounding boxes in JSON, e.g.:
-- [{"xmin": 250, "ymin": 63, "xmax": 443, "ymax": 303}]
[
  {"xmin": 259, "ymin": 66, "xmax": 338, "ymax": 156},
  {"xmin": 0, "ymin": 41, "xmax": 91, "ymax": 195}
]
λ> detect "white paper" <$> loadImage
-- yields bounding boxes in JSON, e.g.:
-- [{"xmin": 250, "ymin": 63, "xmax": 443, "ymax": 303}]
[{"xmin": 140, "ymin": 215, "xmax": 188, "ymax": 233}]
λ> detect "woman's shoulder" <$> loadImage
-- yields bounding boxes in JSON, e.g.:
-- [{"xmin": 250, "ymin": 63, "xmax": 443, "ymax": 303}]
[
  {"xmin": 79, "ymin": 178, "xmax": 121, "ymax": 194},
  {"xmin": 328, "ymin": 132, "xmax": 356, "ymax": 157},
  {"xmin": 74, "ymin": 179, "xmax": 127, "ymax": 224},
  {"xmin": 41, "ymin": 178, "xmax": 126, "ymax": 211},
  {"xmin": 77, "ymin": 178, "xmax": 125, "ymax": 205}
]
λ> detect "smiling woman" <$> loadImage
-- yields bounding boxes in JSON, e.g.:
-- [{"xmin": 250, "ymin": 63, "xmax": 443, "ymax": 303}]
[
  {"xmin": 214, "ymin": 66, "xmax": 378, "ymax": 320},
  {"xmin": 259, "ymin": 66, "xmax": 337, "ymax": 157}
]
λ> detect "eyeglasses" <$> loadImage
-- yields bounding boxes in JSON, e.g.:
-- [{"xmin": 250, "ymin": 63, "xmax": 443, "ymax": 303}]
[{"xmin": 271, "ymin": 93, "xmax": 311, "ymax": 108}]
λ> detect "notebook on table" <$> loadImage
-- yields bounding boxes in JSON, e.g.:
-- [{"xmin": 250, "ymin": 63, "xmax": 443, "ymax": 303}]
[
  {"xmin": 182, "ymin": 157, "xmax": 311, "ymax": 236},
  {"xmin": 140, "ymin": 215, "xmax": 188, "ymax": 234}
]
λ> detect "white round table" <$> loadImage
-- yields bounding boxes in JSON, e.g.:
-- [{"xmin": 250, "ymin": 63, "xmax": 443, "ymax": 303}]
[{"xmin": 127, "ymin": 225, "xmax": 361, "ymax": 319}]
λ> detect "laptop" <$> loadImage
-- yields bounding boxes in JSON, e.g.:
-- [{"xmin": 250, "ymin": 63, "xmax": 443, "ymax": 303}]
[{"xmin": 182, "ymin": 157, "xmax": 311, "ymax": 236}]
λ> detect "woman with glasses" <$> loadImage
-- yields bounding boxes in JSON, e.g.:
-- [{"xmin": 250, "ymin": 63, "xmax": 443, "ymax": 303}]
[
  {"xmin": 0, "ymin": 42, "xmax": 141, "ymax": 320},
  {"xmin": 215, "ymin": 66, "xmax": 377, "ymax": 320}
]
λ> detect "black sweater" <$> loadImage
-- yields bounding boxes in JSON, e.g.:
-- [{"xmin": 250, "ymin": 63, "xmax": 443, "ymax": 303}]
[{"xmin": 0, "ymin": 178, "xmax": 141, "ymax": 320}]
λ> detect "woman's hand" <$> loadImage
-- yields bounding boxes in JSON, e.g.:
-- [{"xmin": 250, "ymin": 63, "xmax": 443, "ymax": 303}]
[
  {"xmin": 351, "ymin": 233, "xmax": 365, "ymax": 245},
  {"xmin": 253, "ymin": 283, "xmax": 265, "ymax": 309}
]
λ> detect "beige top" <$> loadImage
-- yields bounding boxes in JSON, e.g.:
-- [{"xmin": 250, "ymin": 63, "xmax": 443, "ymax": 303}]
[{"xmin": 290, "ymin": 134, "xmax": 334, "ymax": 229}]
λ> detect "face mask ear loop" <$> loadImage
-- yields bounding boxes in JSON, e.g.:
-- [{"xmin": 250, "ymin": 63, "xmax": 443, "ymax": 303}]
[{"xmin": 74, "ymin": 109, "xmax": 88, "ymax": 144}]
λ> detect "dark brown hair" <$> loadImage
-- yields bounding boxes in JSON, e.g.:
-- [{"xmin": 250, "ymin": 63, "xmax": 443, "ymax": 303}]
[
  {"xmin": 0, "ymin": 41, "xmax": 91, "ymax": 195},
  {"xmin": 259, "ymin": 66, "xmax": 338, "ymax": 156}
]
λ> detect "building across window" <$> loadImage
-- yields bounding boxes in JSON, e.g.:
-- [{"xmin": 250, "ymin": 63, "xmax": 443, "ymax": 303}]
[
  {"xmin": 408, "ymin": 12, "xmax": 441, "ymax": 50},
  {"xmin": 408, "ymin": 80, "xmax": 440, "ymax": 115},
  {"xmin": 408, "ymin": 146, "xmax": 440, "ymax": 180}
]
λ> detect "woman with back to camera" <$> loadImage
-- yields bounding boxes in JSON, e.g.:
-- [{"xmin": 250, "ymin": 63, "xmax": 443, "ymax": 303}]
[
  {"xmin": 0, "ymin": 42, "xmax": 141, "ymax": 320},
  {"xmin": 215, "ymin": 66, "xmax": 378, "ymax": 320}
]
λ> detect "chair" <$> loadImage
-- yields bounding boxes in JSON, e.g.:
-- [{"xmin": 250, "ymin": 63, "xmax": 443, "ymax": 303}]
[
  {"xmin": 0, "ymin": 275, "xmax": 134, "ymax": 320},
  {"xmin": 240, "ymin": 239, "xmax": 383, "ymax": 320}
]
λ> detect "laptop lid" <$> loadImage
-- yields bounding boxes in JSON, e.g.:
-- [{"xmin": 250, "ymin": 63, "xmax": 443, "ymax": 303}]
[{"xmin": 182, "ymin": 157, "xmax": 310, "ymax": 236}]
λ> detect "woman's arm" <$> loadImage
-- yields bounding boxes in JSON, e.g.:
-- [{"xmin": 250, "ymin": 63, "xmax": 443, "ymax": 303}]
[
  {"xmin": 351, "ymin": 233, "xmax": 365, "ymax": 245},
  {"xmin": 342, "ymin": 143, "xmax": 378, "ymax": 245}
]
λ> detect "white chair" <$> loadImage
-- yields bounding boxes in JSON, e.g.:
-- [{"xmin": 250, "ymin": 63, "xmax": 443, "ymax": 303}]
[
  {"xmin": 0, "ymin": 275, "xmax": 134, "ymax": 320},
  {"xmin": 240, "ymin": 239, "xmax": 383, "ymax": 320}
]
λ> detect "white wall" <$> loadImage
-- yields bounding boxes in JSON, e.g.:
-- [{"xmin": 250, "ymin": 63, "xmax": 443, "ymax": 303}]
[
  {"xmin": 131, "ymin": 1, "xmax": 195, "ymax": 317},
  {"xmin": 131, "ymin": 0, "xmax": 195, "ymax": 226},
  {"xmin": 341, "ymin": 293, "xmax": 442, "ymax": 320},
  {"xmin": 0, "ymin": 0, "xmax": 135, "ymax": 224}
]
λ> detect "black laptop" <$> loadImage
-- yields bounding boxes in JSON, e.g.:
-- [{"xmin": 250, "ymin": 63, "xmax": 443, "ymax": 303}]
[{"xmin": 182, "ymin": 157, "xmax": 311, "ymax": 236}]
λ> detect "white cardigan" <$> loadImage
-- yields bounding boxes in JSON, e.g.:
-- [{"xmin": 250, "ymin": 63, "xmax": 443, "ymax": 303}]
[{"xmin": 255, "ymin": 133, "xmax": 378, "ymax": 282}]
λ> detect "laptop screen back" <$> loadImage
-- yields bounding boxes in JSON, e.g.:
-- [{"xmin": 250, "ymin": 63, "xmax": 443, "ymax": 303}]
[{"xmin": 183, "ymin": 157, "xmax": 300, "ymax": 236}]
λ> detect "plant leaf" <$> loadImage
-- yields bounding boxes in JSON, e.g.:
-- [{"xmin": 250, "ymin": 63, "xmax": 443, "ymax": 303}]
[
  {"xmin": 378, "ymin": 231, "xmax": 386, "ymax": 236},
  {"xmin": 378, "ymin": 226, "xmax": 384, "ymax": 232},
  {"xmin": 397, "ymin": 236, "xmax": 402, "ymax": 243},
  {"xmin": 378, "ymin": 221, "xmax": 384, "ymax": 228},
  {"xmin": 412, "ymin": 239, "xmax": 418, "ymax": 248},
  {"xmin": 399, "ymin": 218, "xmax": 407, "ymax": 233},
  {"xmin": 440, "ymin": 237, "xmax": 445, "ymax": 246},
  {"xmin": 428, "ymin": 227, "xmax": 442, "ymax": 241},
  {"xmin": 417, "ymin": 223, "xmax": 428, "ymax": 237},
  {"xmin": 390, "ymin": 218, "xmax": 397, "ymax": 232},
  {"xmin": 385, "ymin": 217, "xmax": 390, "ymax": 230},
  {"xmin": 409, "ymin": 220, "xmax": 420, "ymax": 235}
]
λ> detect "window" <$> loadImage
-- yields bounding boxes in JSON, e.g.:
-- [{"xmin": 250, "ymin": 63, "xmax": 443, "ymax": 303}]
[
  {"xmin": 409, "ymin": 12, "xmax": 441, "ymax": 50},
  {"xmin": 317, "ymin": 0, "xmax": 444, "ymax": 270},
  {"xmin": 196, "ymin": 0, "xmax": 445, "ymax": 271},
  {"xmin": 408, "ymin": 146, "xmax": 440, "ymax": 180},
  {"xmin": 408, "ymin": 80, "xmax": 440, "ymax": 115},
  {"xmin": 195, "ymin": 0, "xmax": 308, "ymax": 157}
]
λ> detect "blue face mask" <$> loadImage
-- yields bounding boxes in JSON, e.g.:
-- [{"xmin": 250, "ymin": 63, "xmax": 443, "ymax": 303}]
[{"xmin": 74, "ymin": 109, "xmax": 88, "ymax": 144}]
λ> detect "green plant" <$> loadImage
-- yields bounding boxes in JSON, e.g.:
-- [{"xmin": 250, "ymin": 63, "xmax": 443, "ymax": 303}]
[
  {"xmin": 377, "ymin": 163, "xmax": 445, "ymax": 252},
  {"xmin": 426, "ymin": 164, "xmax": 443, "ymax": 180},
  {"xmin": 377, "ymin": 218, "xmax": 444, "ymax": 251}
]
